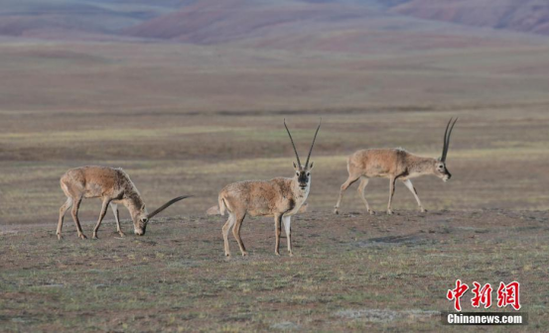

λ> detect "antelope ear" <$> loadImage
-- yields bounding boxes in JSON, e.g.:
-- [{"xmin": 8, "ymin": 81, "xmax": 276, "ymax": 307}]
[
  {"xmin": 308, "ymin": 162, "xmax": 314, "ymax": 170},
  {"xmin": 141, "ymin": 203, "xmax": 146, "ymax": 211},
  {"xmin": 293, "ymin": 162, "xmax": 298, "ymax": 169}
]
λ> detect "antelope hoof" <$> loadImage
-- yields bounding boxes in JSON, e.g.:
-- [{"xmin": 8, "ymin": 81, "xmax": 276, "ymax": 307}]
[
  {"xmin": 225, "ymin": 252, "xmax": 231, "ymax": 257},
  {"xmin": 368, "ymin": 209, "xmax": 376, "ymax": 215},
  {"xmin": 241, "ymin": 251, "xmax": 248, "ymax": 257},
  {"xmin": 334, "ymin": 208, "xmax": 339, "ymax": 215},
  {"xmin": 386, "ymin": 209, "xmax": 393, "ymax": 215},
  {"xmin": 118, "ymin": 231, "xmax": 126, "ymax": 237},
  {"xmin": 57, "ymin": 234, "xmax": 62, "ymax": 240},
  {"xmin": 92, "ymin": 233, "xmax": 98, "ymax": 240},
  {"xmin": 289, "ymin": 251, "xmax": 294, "ymax": 257},
  {"xmin": 275, "ymin": 251, "xmax": 280, "ymax": 256},
  {"xmin": 420, "ymin": 208, "xmax": 427, "ymax": 213},
  {"xmin": 78, "ymin": 233, "xmax": 87, "ymax": 239}
]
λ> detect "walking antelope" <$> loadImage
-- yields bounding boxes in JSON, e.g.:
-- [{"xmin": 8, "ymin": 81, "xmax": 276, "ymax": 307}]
[
  {"xmin": 209, "ymin": 119, "xmax": 321, "ymax": 257},
  {"xmin": 57, "ymin": 166, "xmax": 190, "ymax": 240},
  {"xmin": 334, "ymin": 118, "xmax": 458, "ymax": 215}
]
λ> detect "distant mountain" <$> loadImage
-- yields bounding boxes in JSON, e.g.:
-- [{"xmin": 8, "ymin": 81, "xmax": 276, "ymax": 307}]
[
  {"xmin": 0, "ymin": 0, "xmax": 546, "ymax": 44},
  {"xmin": 0, "ymin": 0, "xmax": 188, "ymax": 39},
  {"xmin": 388, "ymin": 0, "xmax": 548, "ymax": 35},
  {"xmin": 124, "ymin": 0, "xmax": 547, "ymax": 47},
  {"xmin": 120, "ymin": 0, "xmax": 545, "ymax": 55},
  {"xmin": 123, "ymin": 0, "xmax": 380, "ymax": 44}
]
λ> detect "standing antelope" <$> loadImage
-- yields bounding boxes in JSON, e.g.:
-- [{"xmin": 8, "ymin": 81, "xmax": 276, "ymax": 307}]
[
  {"xmin": 334, "ymin": 118, "xmax": 458, "ymax": 215},
  {"xmin": 57, "ymin": 166, "xmax": 190, "ymax": 240},
  {"xmin": 208, "ymin": 119, "xmax": 321, "ymax": 257}
]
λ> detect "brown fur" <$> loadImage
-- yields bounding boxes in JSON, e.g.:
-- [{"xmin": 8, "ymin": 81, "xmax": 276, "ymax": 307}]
[
  {"xmin": 57, "ymin": 166, "xmax": 187, "ymax": 239},
  {"xmin": 215, "ymin": 169, "xmax": 312, "ymax": 257},
  {"xmin": 207, "ymin": 200, "xmax": 308, "ymax": 216},
  {"xmin": 220, "ymin": 178, "xmax": 303, "ymax": 217},
  {"xmin": 334, "ymin": 148, "xmax": 451, "ymax": 215},
  {"xmin": 214, "ymin": 119, "xmax": 320, "ymax": 257}
]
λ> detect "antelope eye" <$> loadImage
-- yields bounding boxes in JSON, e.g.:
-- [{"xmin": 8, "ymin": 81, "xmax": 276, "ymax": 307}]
[
  {"xmin": 306, "ymin": 172, "xmax": 310, "ymax": 177},
  {"xmin": 296, "ymin": 172, "xmax": 300, "ymax": 176}
]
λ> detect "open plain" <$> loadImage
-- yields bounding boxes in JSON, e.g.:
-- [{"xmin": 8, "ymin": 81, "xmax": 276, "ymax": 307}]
[{"xmin": 0, "ymin": 0, "xmax": 548, "ymax": 331}]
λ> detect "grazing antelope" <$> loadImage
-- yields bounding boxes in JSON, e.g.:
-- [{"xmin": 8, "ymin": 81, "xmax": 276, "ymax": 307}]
[
  {"xmin": 334, "ymin": 118, "xmax": 458, "ymax": 215},
  {"xmin": 209, "ymin": 119, "xmax": 321, "ymax": 257},
  {"xmin": 57, "ymin": 166, "xmax": 190, "ymax": 240}
]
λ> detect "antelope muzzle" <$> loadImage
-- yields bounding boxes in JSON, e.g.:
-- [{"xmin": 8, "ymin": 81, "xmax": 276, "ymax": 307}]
[
  {"xmin": 135, "ymin": 225, "xmax": 146, "ymax": 236},
  {"xmin": 298, "ymin": 172, "xmax": 309, "ymax": 189}
]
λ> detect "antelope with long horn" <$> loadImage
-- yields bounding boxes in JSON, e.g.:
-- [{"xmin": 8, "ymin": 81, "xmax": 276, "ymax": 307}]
[
  {"xmin": 209, "ymin": 119, "xmax": 321, "ymax": 257},
  {"xmin": 57, "ymin": 166, "xmax": 190, "ymax": 239},
  {"xmin": 334, "ymin": 118, "xmax": 458, "ymax": 215}
]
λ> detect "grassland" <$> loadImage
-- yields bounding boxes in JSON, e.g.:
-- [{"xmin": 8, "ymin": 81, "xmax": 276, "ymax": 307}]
[
  {"xmin": 0, "ymin": 39, "xmax": 547, "ymax": 225},
  {"xmin": 0, "ymin": 12, "xmax": 547, "ymax": 331},
  {"xmin": 0, "ymin": 105, "xmax": 547, "ymax": 225},
  {"xmin": 1, "ymin": 210, "xmax": 547, "ymax": 331}
]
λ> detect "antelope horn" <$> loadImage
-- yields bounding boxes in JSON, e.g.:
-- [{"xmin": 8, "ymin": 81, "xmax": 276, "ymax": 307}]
[
  {"xmin": 305, "ymin": 118, "xmax": 322, "ymax": 168},
  {"xmin": 284, "ymin": 119, "xmax": 302, "ymax": 167},
  {"xmin": 441, "ymin": 117, "xmax": 458, "ymax": 162},
  {"xmin": 147, "ymin": 195, "xmax": 192, "ymax": 219},
  {"xmin": 440, "ymin": 118, "xmax": 452, "ymax": 161}
]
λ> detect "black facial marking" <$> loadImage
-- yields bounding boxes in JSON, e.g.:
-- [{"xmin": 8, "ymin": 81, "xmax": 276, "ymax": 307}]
[{"xmin": 297, "ymin": 171, "xmax": 309, "ymax": 187}]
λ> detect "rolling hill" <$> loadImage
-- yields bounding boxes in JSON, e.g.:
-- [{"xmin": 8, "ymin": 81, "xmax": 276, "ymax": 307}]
[
  {"xmin": 389, "ymin": 0, "xmax": 548, "ymax": 35},
  {"xmin": 0, "ymin": 0, "xmax": 187, "ymax": 39},
  {"xmin": 0, "ymin": 0, "xmax": 546, "ymax": 44},
  {"xmin": 118, "ymin": 0, "xmax": 545, "ymax": 57}
]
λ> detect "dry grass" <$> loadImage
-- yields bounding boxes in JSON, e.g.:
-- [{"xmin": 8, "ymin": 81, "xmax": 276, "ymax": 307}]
[
  {"xmin": 1, "ymin": 105, "xmax": 547, "ymax": 224},
  {"xmin": 0, "ymin": 210, "xmax": 547, "ymax": 331},
  {"xmin": 0, "ymin": 27, "xmax": 547, "ymax": 332}
]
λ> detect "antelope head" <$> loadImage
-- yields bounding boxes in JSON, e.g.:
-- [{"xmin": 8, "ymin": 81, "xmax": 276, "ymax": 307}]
[
  {"xmin": 435, "ymin": 117, "xmax": 458, "ymax": 182},
  {"xmin": 284, "ymin": 119, "xmax": 321, "ymax": 191},
  {"xmin": 132, "ymin": 195, "xmax": 191, "ymax": 235}
]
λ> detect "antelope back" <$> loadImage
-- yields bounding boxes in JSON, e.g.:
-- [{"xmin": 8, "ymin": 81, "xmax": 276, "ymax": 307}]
[
  {"xmin": 349, "ymin": 149, "xmax": 414, "ymax": 177},
  {"xmin": 61, "ymin": 166, "xmax": 132, "ymax": 199},
  {"xmin": 221, "ymin": 179, "xmax": 296, "ymax": 216}
]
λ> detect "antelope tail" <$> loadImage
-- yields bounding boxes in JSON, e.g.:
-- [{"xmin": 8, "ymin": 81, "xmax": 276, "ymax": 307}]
[
  {"xmin": 219, "ymin": 196, "xmax": 227, "ymax": 216},
  {"xmin": 206, "ymin": 205, "xmax": 220, "ymax": 216},
  {"xmin": 206, "ymin": 195, "xmax": 227, "ymax": 216}
]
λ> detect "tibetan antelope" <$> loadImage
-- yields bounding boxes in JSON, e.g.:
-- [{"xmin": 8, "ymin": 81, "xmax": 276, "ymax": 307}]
[
  {"xmin": 334, "ymin": 118, "xmax": 458, "ymax": 215},
  {"xmin": 57, "ymin": 166, "xmax": 190, "ymax": 240},
  {"xmin": 208, "ymin": 119, "xmax": 321, "ymax": 257}
]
